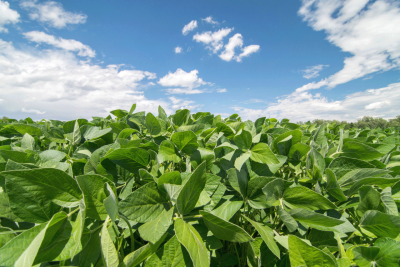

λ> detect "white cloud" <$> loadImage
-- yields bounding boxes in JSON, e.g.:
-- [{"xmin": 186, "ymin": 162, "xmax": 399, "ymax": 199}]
[
  {"xmin": 0, "ymin": 0, "xmax": 20, "ymax": 33},
  {"xmin": 219, "ymin": 34, "xmax": 260, "ymax": 62},
  {"xmin": 217, "ymin": 88, "xmax": 227, "ymax": 93},
  {"xmin": 0, "ymin": 39, "xmax": 170, "ymax": 120},
  {"xmin": 202, "ymin": 16, "xmax": 218, "ymax": 25},
  {"xmin": 232, "ymin": 82, "xmax": 400, "ymax": 122},
  {"xmin": 295, "ymin": 0, "xmax": 400, "ymax": 91},
  {"xmin": 158, "ymin": 68, "xmax": 211, "ymax": 95},
  {"xmin": 174, "ymin": 46, "xmax": 182, "ymax": 54},
  {"xmin": 20, "ymin": 0, "xmax": 87, "ymax": 28},
  {"xmin": 22, "ymin": 108, "xmax": 45, "ymax": 115},
  {"xmin": 236, "ymin": 45, "xmax": 260, "ymax": 62},
  {"xmin": 193, "ymin": 28, "xmax": 233, "ymax": 53},
  {"xmin": 219, "ymin": 33, "xmax": 243, "ymax": 62},
  {"xmin": 301, "ymin": 64, "xmax": 329, "ymax": 79},
  {"xmin": 169, "ymin": 96, "xmax": 201, "ymax": 110},
  {"xmin": 23, "ymin": 31, "xmax": 95, "ymax": 57},
  {"xmin": 182, "ymin": 20, "xmax": 197, "ymax": 35},
  {"xmin": 165, "ymin": 88, "xmax": 208, "ymax": 95}
]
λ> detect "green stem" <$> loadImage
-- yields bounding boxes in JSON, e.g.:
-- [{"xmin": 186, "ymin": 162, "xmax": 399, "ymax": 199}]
[
  {"xmin": 67, "ymin": 207, "xmax": 79, "ymax": 217},
  {"xmin": 119, "ymin": 214, "xmax": 135, "ymax": 252}
]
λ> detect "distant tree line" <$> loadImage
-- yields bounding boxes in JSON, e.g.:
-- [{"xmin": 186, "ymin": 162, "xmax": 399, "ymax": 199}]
[{"xmin": 301, "ymin": 116, "xmax": 400, "ymax": 129}]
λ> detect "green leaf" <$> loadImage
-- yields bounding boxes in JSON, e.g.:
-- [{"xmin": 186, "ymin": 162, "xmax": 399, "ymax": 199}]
[
  {"xmin": 356, "ymin": 186, "xmax": 381, "ymax": 217},
  {"xmin": 243, "ymin": 215, "xmax": 280, "ymax": 258},
  {"xmin": 39, "ymin": 150, "xmax": 66, "ymax": 163},
  {"xmin": 103, "ymin": 148, "xmax": 150, "ymax": 173},
  {"xmin": 76, "ymin": 174, "xmax": 109, "ymax": 220},
  {"xmin": 129, "ymin": 104, "xmax": 136, "ymax": 115},
  {"xmin": 157, "ymin": 171, "xmax": 181, "ymax": 191},
  {"xmin": 380, "ymin": 187, "xmax": 398, "ymax": 215},
  {"xmin": 0, "ymin": 150, "xmax": 39, "ymax": 164},
  {"xmin": 138, "ymin": 208, "xmax": 174, "ymax": 244},
  {"xmin": 146, "ymin": 235, "xmax": 193, "ymax": 267},
  {"xmin": 0, "ymin": 212, "xmax": 67, "ymax": 267},
  {"xmin": 110, "ymin": 109, "xmax": 128, "ymax": 118},
  {"xmin": 4, "ymin": 168, "xmax": 82, "ymax": 222},
  {"xmin": 174, "ymin": 218, "xmax": 210, "ymax": 267},
  {"xmin": 352, "ymin": 246, "xmax": 381, "ymax": 267},
  {"xmin": 234, "ymin": 129, "xmax": 252, "ymax": 150},
  {"xmin": 347, "ymin": 177, "xmax": 400, "ymax": 197},
  {"xmin": 158, "ymin": 105, "xmax": 168, "ymax": 122},
  {"xmin": 289, "ymin": 208, "xmax": 346, "ymax": 232},
  {"xmin": 250, "ymin": 143, "xmax": 280, "ymax": 165},
  {"xmin": 211, "ymin": 198, "xmax": 243, "ymax": 221},
  {"xmin": 190, "ymin": 147, "xmax": 215, "ymax": 171},
  {"xmin": 227, "ymin": 167, "xmax": 248, "ymax": 198},
  {"xmin": 340, "ymin": 142, "xmax": 384, "ymax": 161},
  {"xmin": 283, "ymin": 186, "xmax": 336, "ymax": 210},
  {"xmin": 176, "ymin": 161, "xmax": 207, "ymax": 215},
  {"xmin": 277, "ymin": 206, "xmax": 298, "ymax": 232},
  {"xmin": 145, "ymin": 113, "xmax": 162, "ymax": 136},
  {"xmin": 246, "ymin": 176, "xmax": 275, "ymax": 209},
  {"xmin": 101, "ymin": 216, "xmax": 119, "ymax": 267},
  {"xmin": 72, "ymin": 120, "xmax": 82, "ymax": 145},
  {"xmin": 200, "ymin": 211, "xmax": 253, "ymax": 243},
  {"xmin": 118, "ymin": 182, "xmax": 168, "ymax": 223},
  {"xmin": 103, "ymin": 183, "xmax": 118, "ymax": 222},
  {"xmin": 21, "ymin": 133, "xmax": 35, "ymax": 151},
  {"xmin": 171, "ymin": 131, "xmax": 199, "ymax": 155},
  {"xmin": 262, "ymin": 178, "xmax": 284, "ymax": 207},
  {"xmin": 288, "ymin": 235, "xmax": 337, "ymax": 267},
  {"xmin": 158, "ymin": 140, "xmax": 181, "ymax": 163},
  {"xmin": 360, "ymin": 210, "xmax": 400, "ymax": 238},
  {"xmin": 325, "ymin": 168, "xmax": 347, "ymax": 202},
  {"xmin": 374, "ymin": 237, "xmax": 400, "ymax": 267}
]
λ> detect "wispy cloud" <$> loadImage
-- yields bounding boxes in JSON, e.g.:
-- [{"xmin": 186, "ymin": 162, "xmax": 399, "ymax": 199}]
[
  {"xmin": 20, "ymin": 0, "xmax": 87, "ymax": 28},
  {"xmin": 219, "ymin": 33, "xmax": 260, "ymax": 62},
  {"xmin": 217, "ymin": 88, "xmax": 227, "ymax": 93},
  {"xmin": 182, "ymin": 20, "xmax": 197, "ymax": 35},
  {"xmin": 193, "ymin": 28, "xmax": 233, "ymax": 53},
  {"xmin": 174, "ymin": 46, "xmax": 182, "ymax": 54},
  {"xmin": 301, "ymin": 64, "xmax": 329, "ymax": 79},
  {"xmin": 23, "ymin": 31, "xmax": 95, "ymax": 57},
  {"xmin": 202, "ymin": 16, "xmax": 218, "ymax": 25},
  {"xmin": 22, "ymin": 108, "xmax": 46, "ymax": 115},
  {"xmin": 0, "ymin": 0, "xmax": 20, "ymax": 33},
  {"xmin": 169, "ymin": 96, "xmax": 202, "ymax": 110}
]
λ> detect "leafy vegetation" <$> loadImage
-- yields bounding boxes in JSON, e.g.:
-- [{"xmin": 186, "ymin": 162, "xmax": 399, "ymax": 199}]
[
  {"xmin": 310, "ymin": 115, "xmax": 400, "ymax": 130},
  {"xmin": 0, "ymin": 104, "xmax": 400, "ymax": 267}
]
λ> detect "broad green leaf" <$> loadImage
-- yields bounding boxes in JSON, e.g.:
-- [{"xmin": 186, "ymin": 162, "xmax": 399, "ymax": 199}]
[
  {"xmin": 262, "ymin": 178, "xmax": 284, "ymax": 207},
  {"xmin": 250, "ymin": 143, "xmax": 279, "ymax": 164},
  {"xmin": 356, "ymin": 186, "xmax": 381, "ymax": 217},
  {"xmin": 77, "ymin": 174, "xmax": 109, "ymax": 220},
  {"xmin": 325, "ymin": 168, "xmax": 347, "ymax": 202},
  {"xmin": 347, "ymin": 177, "xmax": 400, "ymax": 197},
  {"xmin": 118, "ymin": 182, "xmax": 168, "ymax": 223},
  {"xmin": 171, "ymin": 131, "xmax": 199, "ymax": 155},
  {"xmin": 103, "ymin": 148, "xmax": 150, "ymax": 173},
  {"xmin": 172, "ymin": 109, "xmax": 190, "ymax": 127},
  {"xmin": 21, "ymin": 133, "xmax": 35, "ymax": 151},
  {"xmin": 103, "ymin": 183, "xmax": 118, "ymax": 221},
  {"xmin": 72, "ymin": 120, "xmax": 82, "ymax": 145},
  {"xmin": 0, "ymin": 212, "xmax": 67, "ymax": 267},
  {"xmin": 158, "ymin": 105, "xmax": 168, "ymax": 121},
  {"xmin": 288, "ymin": 235, "xmax": 337, "ymax": 267},
  {"xmin": 246, "ymin": 176, "xmax": 275, "ymax": 209},
  {"xmin": 277, "ymin": 206, "xmax": 298, "ymax": 232},
  {"xmin": 234, "ymin": 129, "xmax": 252, "ymax": 150},
  {"xmin": 243, "ymin": 215, "xmax": 280, "ymax": 258},
  {"xmin": 328, "ymin": 157, "xmax": 375, "ymax": 179},
  {"xmin": 145, "ymin": 113, "xmax": 162, "ymax": 136},
  {"xmin": 0, "ymin": 150, "xmax": 39, "ymax": 164},
  {"xmin": 227, "ymin": 167, "xmax": 248, "ymax": 198},
  {"xmin": 157, "ymin": 171, "xmax": 181, "ymax": 191},
  {"xmin": 174, "ymin": 218, "xmax": 209, "ymax": 267},
  {"xmin": 190, "ymin": 147, "xmax": 215, "ymax": 171},
  {"xmin": 176, "ymin": 161, "xmax": 207, "ymax": 215},
  {"xmin": 211, "ymin": 198, "xmax": 243, "ymax": 221},
  {"xmin": 352, "ymin": 246, "xmax": 381, "ymax": 267},
  {"xmin": 283, "ymin": 186, "xmax": 336, "ymax": 210},
  {"xmin": 110, "ymin": 109, "xmax": 128, "ymax": 118},
  {"xmin": 101, "ymin": 216, "xmax": 119, "ymax": 267},
  {"xmin": 39, "ymin": 150, "xmax": 66, "ymax": 163},
  {"xmin": 360, "ymin": 210, "xmax": 400, "ymax": 238},
  {"xmin": 158, "ymin": 140, "xmax": 181, "ymax": 163},
  {"xmin": 340, "ymin": 141, "xmax": 384, "ymax": 161},
  {"xmin": 374, "ymin": 237, "xmax": 400, "ymax": 267},
  {"xmin": 4, "ymin": 168, "xmax": 82, "ymax": 222},
  {"xmin": 200, "ymin": 211, "xmax": 253, "ymax": 243},
  {"xmin": 289, "ymin": 208, "xmax": 346, "ymax": 232},
  {"xmin": 146, "ymin": 235, "xmax": 193, "ymax": 267},
  {"xmin": 138, "ymin": 208, "xmax": 174, "ymax": 244},
  {"xmin": 380, "ymin": 187, "xmax": 398, "ymax": 215}
]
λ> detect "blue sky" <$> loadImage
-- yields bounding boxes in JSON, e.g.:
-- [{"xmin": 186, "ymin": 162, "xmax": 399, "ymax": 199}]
[{"xmin": 0, "ymin": 0, "xmax": 400, "ymax": 122}]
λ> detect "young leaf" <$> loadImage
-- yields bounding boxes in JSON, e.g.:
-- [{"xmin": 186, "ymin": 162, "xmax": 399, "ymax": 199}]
[
  {"xmin": 101, "ymin": 216, "xmax": 119, "ymax": 267},
  {"xmin": 138, "ymin": 208, "xmax": 174, "ymax": 244},
  {"xmin": 360, "ymin": 210, "xmax": 400, "ymax": 238},
  {"xmin": 282, "ymin": 186, "xmax": 336, "ymax": 210}
]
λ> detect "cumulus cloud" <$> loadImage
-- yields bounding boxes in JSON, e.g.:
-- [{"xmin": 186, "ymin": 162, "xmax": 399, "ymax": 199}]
[
  {"xmin": 174, "ymin": 46, "xmax": 182, "ymax": 54},
  {"xmin": 301, "ymin": 64, "xmax": 329, "ymax": 79},
  {"xmin": 182, "ymin": 20, "xmax": 197, "ymax": 35},
  {"xmin": 232, "ymin": 82, "xmax": 400, "ymax": 122},
  {"xmin": 219, "ymin": 34, "xmax": 260, "ymax": 62},
  {"xmin": 202, "ymin": 16, "xmax": 218, "ymax": 25},
  {"xmin": 23, "ymin": 31, "xmax": 95, "ymax": 57},
  {"xmin": 193, "ymin": 28, "xmax": 233, "ymax": 53},
  {"xmin": 158, "ymin": 68, "xmax": 211, "ymax": 94},
  {"xmin": 217, "ymin": 88, "xmax": 227, "ymax": 93},
  {"xmin": 0, "ymin": 39, "xmax": 169, "ymax": 120},
  {"xmin": 20, "ymin": 0, "xmax": 87, "ymax": 28},
  {"xmin": 295, "ymin": 0, "xmax": 400, "ymax": 91},
  {"xmin": 0, "ymin": 0, "xmax": 20, "ymax": 33},
  {"xmin": 169, "ymin": 96, "xmax": 201, "ymax": 110}
]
